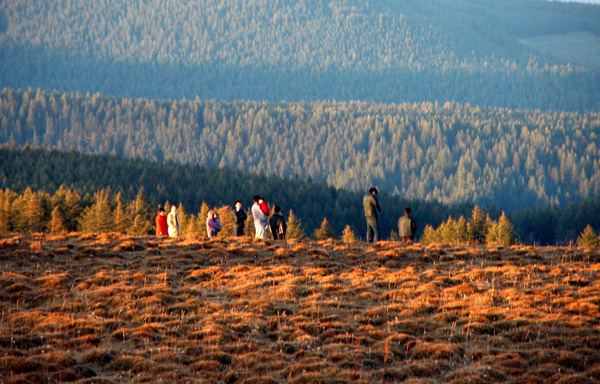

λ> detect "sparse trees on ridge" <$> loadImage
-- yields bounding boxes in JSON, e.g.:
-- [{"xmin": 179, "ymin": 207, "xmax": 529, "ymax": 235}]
[
  {"xmin": 2, "ymin": 146, "xmax": 600, "ymax": 245},
  {"xmin": 421, "ymin": 207, "xmax": 516, "ymax": 246}
]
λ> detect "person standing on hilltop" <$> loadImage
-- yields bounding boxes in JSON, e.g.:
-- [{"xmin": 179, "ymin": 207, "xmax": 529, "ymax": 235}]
[
  {"xmin": 167, "ymin": 205, "xmax": 180, "ymax": 238},
  {"xmin": 155, "ymin": 207, "xmax": 168, "ymax": 237},
  {"xmin": 269, "ymin": 206, "xmax": 287, "ymax": 240},
  {"xmin": 252, "ymin": 195, "xmax": 268, "ymax": 239},
  {"xmin": 233, "ymin": 200, "xmax": 248, "ymax": 237},
  {"xmin": 398, "ymin": 207, "xmax": 417, "ymax": 242},
  {"xmin": 207, "ymin": 210, "xmax": 222, "ymax": 238},
  {"xmin": 363, "ymin": 187, "xmax": 381, "ymax": 243}
]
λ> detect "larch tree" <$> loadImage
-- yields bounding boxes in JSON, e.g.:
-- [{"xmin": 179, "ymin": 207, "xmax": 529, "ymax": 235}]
[
  {"xmin": 127, "ymin": 189, "xmax": 153, "ymax": 235},
  {"xmin": 286, "ymin": 210, "xmax": 305, "ymax": 240},
  {"xmin": 313, "ymin": 217, "xmax": 335, "ymax": 240},
  {"xmin": 577, "ymin": 224, "xmax": 598, "ymax": 250},
  {"xmin": 341, "ymin": 225, "xmax": 357, "ymax": 244},
  {"xmin": 49, "ymin": 206, "xmax": 67, "ymax": 234},
  {"xmin": 113, "ymin": 192, "xmax": 129, "ymax": 234},
  {"xmin": 79, "ymin": 188, "xmax": 114, "ymax": 233}
]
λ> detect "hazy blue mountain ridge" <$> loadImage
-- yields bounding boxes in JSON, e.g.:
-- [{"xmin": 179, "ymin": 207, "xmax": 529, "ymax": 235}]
[{"xmin": 0, "ymin": 0, "xmax": 599, "ymax": 110}]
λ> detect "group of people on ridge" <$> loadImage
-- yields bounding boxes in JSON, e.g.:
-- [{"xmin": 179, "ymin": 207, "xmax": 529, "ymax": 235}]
[
  {"xmin": 154, "ymin": 195, "xmax": 287, "ymax": 240},
  {"xmin": 155, "ymin": 187, "xmax": 416, "ymax": 242},
  {"xmin": 363, "ymin": 187, "xmax": 417, "ymax": 243},
  {"xmin": 250, "ymin": 195, "xmax": 287, "ymax": 240},
  {"xmin": 155, "ymin": 206, "xmax": 181, "ymax": 238}
]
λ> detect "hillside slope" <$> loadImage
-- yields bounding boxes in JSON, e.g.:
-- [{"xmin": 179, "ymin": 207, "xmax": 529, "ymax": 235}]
[
  {"xmin": 1, "ymin": 0, "xmax": 599, "ymax": 110},
  {"xmin": 1, "ymin": 234, "xmax": 599, "ymax": 383},
  {"xmin": 2, "ymin": 89, "xmax": 599, "ymax": 212}
]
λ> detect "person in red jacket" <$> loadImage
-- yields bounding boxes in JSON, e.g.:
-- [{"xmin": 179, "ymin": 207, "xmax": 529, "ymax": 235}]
[
  {"xmin": 155, "ymin": 207, "xmax": 168, "ymax": 237},
  {"xmin": 258, "ymin": 198, "xmax": 270, "ymax": 216}
]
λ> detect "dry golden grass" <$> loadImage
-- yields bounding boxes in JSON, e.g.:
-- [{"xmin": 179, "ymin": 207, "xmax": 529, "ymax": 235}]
[{"xmin": 1, "ymin": 233, "xmax": 600, "ymax": 383}]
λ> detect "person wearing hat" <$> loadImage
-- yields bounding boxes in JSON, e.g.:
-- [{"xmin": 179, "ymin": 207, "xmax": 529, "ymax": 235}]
[{"xmin": 363, "ymin": 187, "xmax": 381, "ymax": 242}]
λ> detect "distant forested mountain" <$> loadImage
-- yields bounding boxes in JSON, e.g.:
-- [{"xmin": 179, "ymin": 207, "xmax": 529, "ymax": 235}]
[
  {"xmin": 0, "ymin": 0, "xmax": 599, "ymax": 111},
  {"xmin": 1, "ymin": 88, "xmax": 599, "ymax": 212}
]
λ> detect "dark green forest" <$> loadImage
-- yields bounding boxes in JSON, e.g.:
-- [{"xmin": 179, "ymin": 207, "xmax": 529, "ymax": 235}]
[
  {"xmin": 0, "ymin": 145, "xmax": 475, "ymax": 241},
  {"xmin": 2, "ymin": 146, "xmax": 600, "ymax": 245},
  {"xmin": 1, "ymin": 88, "xmax": 599, "ymax": 212},
  {"xmin": 1, "ymin": 0, "xmax": 599, "ymax": 245},
  {"xmin": 1, "ymin": 0, "xmax": 599, "ymax": 110}
]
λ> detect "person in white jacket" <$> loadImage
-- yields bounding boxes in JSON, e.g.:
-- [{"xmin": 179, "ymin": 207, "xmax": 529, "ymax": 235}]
[
  {"xmin": 251, "ymin": 195, "xmax": 268, "ymax": 239},
  {"xmin": 167, "ymin": 205, "xmax": 180, "ymax": 238}
]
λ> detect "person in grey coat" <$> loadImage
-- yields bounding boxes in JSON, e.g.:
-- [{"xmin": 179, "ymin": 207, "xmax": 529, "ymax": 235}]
[
  {"xmin": 398, "ymin": 207, "xmax": 417, "ymax": 242},
  {"xmin": 363, "ymin": 187, "xmax": 381, "ymax": 242}
]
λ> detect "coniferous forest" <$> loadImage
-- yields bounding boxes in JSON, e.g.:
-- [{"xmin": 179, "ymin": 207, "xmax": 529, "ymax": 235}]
[
  {"xmin": 2, "ymin": 145, "xmax": 600, "ymax": 245},
  {"xmin": 0, "ymin": 88, "xmax": 598, "ymax": 213},
  {"xmin": 0, "ymin": 0, "xmax": 599, "ymax": 111},
  {"xmin": 0, "ymin": 0, "xmax": 599, "ymax": 244}
]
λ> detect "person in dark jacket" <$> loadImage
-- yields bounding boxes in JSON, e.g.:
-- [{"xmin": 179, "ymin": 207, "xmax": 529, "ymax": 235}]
[
  {"xmin": 398, "ymin": 207, "xmax": 417, "ymax": 242},
  {"xmin": 363, "ymin": 187, "xmax": 381, "ymax": 242},
  {"xmin": 233, "ymin": 200, "xmax": 248, "ymax": 236},
  {"xmin": 268, "ymin": 206, "xmax": 287, "ymax": 240},
  {"xmin": 207, "ymin": 210, "xmax": 222, "ymax": 238}
]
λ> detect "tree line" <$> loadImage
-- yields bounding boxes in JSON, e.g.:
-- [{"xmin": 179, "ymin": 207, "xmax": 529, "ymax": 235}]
[
  {"xmin": 1, "ymin": 88, "xmax": 599, "ymax": 213},
  {"xmin": 2, "ymin": 182, "xmax": 598, "ymax": 249},
  {"xmin": 0, "ymin": 0, "xmax": 599, "ymax": 111},
  {"xmin": 0, "ymin": 185, "xmax": 310, "ymax": 240},
  {"xmin": 0, "ymin": 145, "xmax": 476, "ymax": 241},
  {"xmin": 2, "ymin": 145, "xmax": 600, "ymax": 245}
]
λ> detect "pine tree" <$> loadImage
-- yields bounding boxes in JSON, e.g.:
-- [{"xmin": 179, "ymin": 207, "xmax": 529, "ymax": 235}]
[
  {"xmin": 456, "ymin": 216, "xmax": 468, "ymax": 244},
  {"xmin": 52, "ymin": 186, "xmax": 82, "ymax": 232},
  {"xmin": 484, "ymin": 214, "xmax": 496, "ymax": 245},
  {"xmin": 79, "ymin": 188, "xmax": 114, "ymax": 233},
  {"xmin": 440, "ymin": 217, "xmax": 458, "ymax": 244},
  {"xmin": 27, "ymin": 189, "xmax": 46, "ymax": 233},
  {"xmin": 313, "ymin": 217, "xmax": 335, "ymax": 240},
  {"xmin": 49, "ymin": 206, "xmax": 67, "ymax": 234},
  {"xmin": 286, "ymin": 210, "xmax": 305, "ymax": 240},
  {"xmin": 199, "ymin": 202, "xmax": 211, "ymax": 238},
  {"xmin": 342, "ymin": 225, "xmax": 357, "ymax": 244},
  {"xmin": 0, "ymin": 189, "xmax": 14, "ymax": 234},
  {"xmin": 11, "ymin": 188, "xmax": 45, "ymax": 233},
  {"xmin": 10, "ymin": 193, "xmax": 28, "ymax": 233},
  {"xmin": 183, "ymin": 214, "xmax": 199, "ymax": 237},
  {"xmin": 127, "ymin": 189, "xmax": 153, "ymax": 235},
  {"xmin": 468, "ymin": 206, "xmax": 486, "ymax": 244},
  {"xmin": 420, "ymin": 225, "xmax": 439, "ymax": 245},
  {"xmin": 497, "ymin": 212, "xmax": 516, "ymax": 246},
  {"xmin": 113, "ymin": 192, "xmax": 129, "ymax": 234},
  {"xmin": 176, "ymin": 203, "xmax": 189, "ymax": 237},
  {"xmin": 245, "ymin": 211, "xmax": 254, "ymax": 237},
  {"xmin": 485, "ymin": 221, "xmax": 499, "ymax": 245},
  {"xmin": 215, "ymin": 205, "xmax": 233, "ymax": 238},
  {"xmin": 577, "ymin": 224, "xmax": 598, "ymax": 249}
]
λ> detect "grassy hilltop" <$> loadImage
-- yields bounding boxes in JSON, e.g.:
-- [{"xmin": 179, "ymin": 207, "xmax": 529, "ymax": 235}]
[{"xmin": 1, "ymin": 234, "xmax": 599, "ymax": 383}]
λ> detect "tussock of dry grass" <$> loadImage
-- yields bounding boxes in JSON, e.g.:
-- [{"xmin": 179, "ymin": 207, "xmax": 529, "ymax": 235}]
[{"xmin": 1, "ymin": 233, "xmax": 600, "ymax": 383}]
